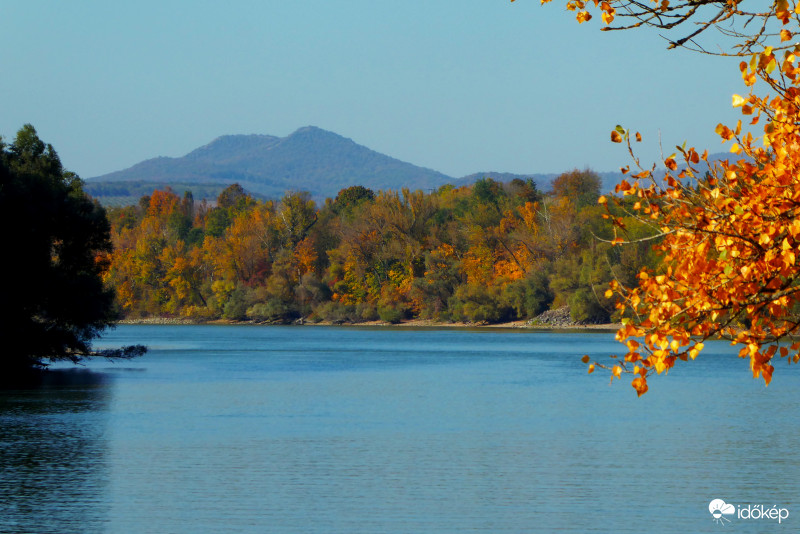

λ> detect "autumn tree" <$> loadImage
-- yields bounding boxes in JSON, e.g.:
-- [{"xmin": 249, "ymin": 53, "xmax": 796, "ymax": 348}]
[
  {"xmin": 527, "ymin": 0, "xmax": 800, "ymax": 394},
  {"xmin": 0, "ymin": 125, "xmax": 144, "ymax": 373}
]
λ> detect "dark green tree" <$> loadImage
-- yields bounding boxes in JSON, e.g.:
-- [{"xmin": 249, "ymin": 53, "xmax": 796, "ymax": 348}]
[
  {"xmin": 332, "ymin": 185, "xmax": 375, "ymax": 217},
  {"xmin": 0, "ymin": 124, "xmax": 144, "ymax": 373}
]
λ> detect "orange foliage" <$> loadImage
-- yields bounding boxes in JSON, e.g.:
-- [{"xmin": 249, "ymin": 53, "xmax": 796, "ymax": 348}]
[
  {"xmin": 148, "ymin": 189, "xmax": 179, "ymax": 217},
  {"xmin": 293, "ymin": 236, "xmax": 317, "ymax": 281},
  {"xmin": 593, "ymin": 42, "xmax": 800, "ymax": 393}
]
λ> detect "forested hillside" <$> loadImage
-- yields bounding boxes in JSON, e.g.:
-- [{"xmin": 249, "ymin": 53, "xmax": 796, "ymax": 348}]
[{"xmin": 104, "ymin": 170, "xmax": 658, "ymax": 324}]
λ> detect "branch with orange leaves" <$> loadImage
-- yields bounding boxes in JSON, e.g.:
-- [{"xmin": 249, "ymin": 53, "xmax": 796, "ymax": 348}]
[
  {"xmin": 587, "ymin": 46, "xmax": 800, "ymax": 395},
  {"xmin": 514, "ymin": 0, "xmax": 798, "ymax": 56}
]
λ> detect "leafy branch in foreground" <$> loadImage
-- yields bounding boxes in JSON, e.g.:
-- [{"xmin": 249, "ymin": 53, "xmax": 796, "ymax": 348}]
[
  {"xmin": 518, "ymin": 0, "xmax": 800, "ymax": 394},
  {"xmin": 528, "ymin": 0, "xmax": 795, "ymax": 56},
  {"xmin": 591, "ymin": 41, "xmax": 800, "ymax": 395}
]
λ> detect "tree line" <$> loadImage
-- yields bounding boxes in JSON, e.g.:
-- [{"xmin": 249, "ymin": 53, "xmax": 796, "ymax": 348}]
[{"xmin": 104, "ymin": 171, "xmax": 657, "ymax": 325}]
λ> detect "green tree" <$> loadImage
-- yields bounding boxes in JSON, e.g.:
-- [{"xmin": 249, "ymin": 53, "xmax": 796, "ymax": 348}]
[
  {"xmin": 332, "ymin": 185, "xmax": 375, "ymax": 217},
  {"xmin": 551, "ymin": 168, "xmax": 601, "ymax": 210},
  {"xmin": 0, "ymin": 125, "xmax": 144, "ymax": 373}
]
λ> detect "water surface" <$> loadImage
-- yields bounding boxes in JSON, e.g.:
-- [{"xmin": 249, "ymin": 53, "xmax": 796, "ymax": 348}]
[{"xmin": 1, "ymin": 325, "xmax": 797, "ymax": 533}]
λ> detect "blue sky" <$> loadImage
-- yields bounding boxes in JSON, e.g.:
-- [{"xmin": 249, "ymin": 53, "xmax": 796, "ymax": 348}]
[{"xmin": 2, "ymin": 1, "xmax": 745, "ymax": 181}]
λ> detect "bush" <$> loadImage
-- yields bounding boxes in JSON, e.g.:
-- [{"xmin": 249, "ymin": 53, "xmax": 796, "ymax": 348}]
[
  {"xmin": 222, "ymin": 287, "xmax": 249, "ymax": 320},
  {"xmin": 356, "ymin": 302, "xmax": 379, "ymax": 321},
  {"xmin": 377, "ymin": 300, "xmax": 406, "ymax": 324},
  {"xmin": 313, "ymin": 301, "xmax": 356, "ymax": 323},
  {"xmin": 568, "ymin": 287, "xmax": 611, "ymax": 324},
  {"xmin": 502, "ymin": 272, "xmax": 554, "ymax": 319},
  {"xmin": 448, "ymin": 284, "xmax": 512, "ymax": 324},
  {"xmin": 246, "ymin": 299, "xmax": 294, "ymax": 323}
]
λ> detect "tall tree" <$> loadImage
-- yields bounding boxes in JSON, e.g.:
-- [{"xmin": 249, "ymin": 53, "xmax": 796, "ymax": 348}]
[{"xmin": 0, "ymin": 125, "xmax": 143, "ymax": 373}]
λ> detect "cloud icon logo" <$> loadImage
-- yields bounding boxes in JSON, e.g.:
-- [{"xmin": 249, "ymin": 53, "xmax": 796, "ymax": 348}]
[{"xmin": 709, "ymin": 499, "xmax": 736, "ymax": 525}]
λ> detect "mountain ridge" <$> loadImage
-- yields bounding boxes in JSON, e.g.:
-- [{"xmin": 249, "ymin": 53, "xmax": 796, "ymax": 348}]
[
  {"xmin": 87, "ymin": 126, "xmax": 725, "ymax": 205},
  {"xmin": 87, "ymin": 126, "xmax": 455, "ymax": 202}
]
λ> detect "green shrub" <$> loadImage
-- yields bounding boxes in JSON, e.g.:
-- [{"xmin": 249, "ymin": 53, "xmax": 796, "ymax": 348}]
[
  {"xmin": 568, "ymin": 287, "xmax": 610, "ymax": 324},
  {"xmin": 313, "ymin": 301, "xmax": 356, "ymax": 323},
  {"xmin": 246, "ymin": 299, "xmax": 293, "ymax": 323},
  {"xmin": 377, "ymin": 300, "xmax": 406, "ymax": 324},
  {"xmin": 222, "ymin": 288, "xmax": 249, "ymax": 320},
  {"xmin": 502, "ymin": 272, "xmax": 554, "ymax": 319},
  {"xmin": 448, "ymin": 284, "xmax": 512, "ymax": 324}
]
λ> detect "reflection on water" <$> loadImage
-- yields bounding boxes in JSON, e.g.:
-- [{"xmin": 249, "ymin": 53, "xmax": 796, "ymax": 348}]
[
  {"xmin": 1, "ymin": 326, "xmax": 799, "ymax": 533},
  {"xmin": 0, "ymin": 369, "xmax": 111, "ymax": 534}
]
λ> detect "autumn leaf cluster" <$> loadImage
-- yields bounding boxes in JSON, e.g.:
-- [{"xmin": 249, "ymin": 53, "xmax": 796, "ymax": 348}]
[{"xmin": 565, "ymin": 1, "xmax": 800, "ymax": 395}]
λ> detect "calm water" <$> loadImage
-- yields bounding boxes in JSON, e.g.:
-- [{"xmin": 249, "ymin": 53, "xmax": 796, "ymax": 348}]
[{"xmin": 1, "ymin": 325, "xmax": 798, "ymax": 533}]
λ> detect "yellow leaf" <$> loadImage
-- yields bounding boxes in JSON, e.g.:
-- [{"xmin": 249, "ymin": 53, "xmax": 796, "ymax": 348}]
[
  {"xmin": 731, "ymin": 94, "xmax": 746, "ymax": 107},
  {"xmin": 776, "ymin": 0, "xmax": 790, "ymax": 22},
  {"xmin": 781, "ymin": 29, "xmax": 792, "ymax": 42},
  {"xmin": 612, "ymin": 365, "xmax": 622, "ymax": 379},
  {"xmin": 587, "ymin": 364, "xmax": 595, "ymax": 374},
  {"xmin": 611, "ymin": 130, "xmax": 622, "ymax": 143}
]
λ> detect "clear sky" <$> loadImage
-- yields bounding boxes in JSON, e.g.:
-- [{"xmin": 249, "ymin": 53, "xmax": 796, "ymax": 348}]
[{"xmin": 2, "ymin": 1, "xmax": 745, "ymax": 181}]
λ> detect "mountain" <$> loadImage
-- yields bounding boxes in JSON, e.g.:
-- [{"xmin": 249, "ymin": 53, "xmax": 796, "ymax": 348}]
[
  {"xmin": 86, "ymin": 126, "xmax": 452, "ymax": 203},
  {"xmin": 85, "ymin": 125, "xmax": 653, "ymax": 206}
]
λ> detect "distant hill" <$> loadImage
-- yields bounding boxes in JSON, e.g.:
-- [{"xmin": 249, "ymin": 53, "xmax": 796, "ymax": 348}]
[
  {"xmin": 86, "ymin": 125, "xmax": 701, "ymax": 206},
  {"xmin": 86, "ymin": 126, "xmax": 452, "ymax": 203}
]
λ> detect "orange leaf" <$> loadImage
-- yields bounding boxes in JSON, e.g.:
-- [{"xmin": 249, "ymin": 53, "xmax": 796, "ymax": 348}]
[{"xmin": 631, "ymin": 376, "xmax": 649, "ymax": 397}]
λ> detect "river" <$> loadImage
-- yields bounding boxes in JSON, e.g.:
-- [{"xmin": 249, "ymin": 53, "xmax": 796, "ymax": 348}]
[{"xmin": 0, "ymin": 325, "xmax": 797, "ymax": 533}]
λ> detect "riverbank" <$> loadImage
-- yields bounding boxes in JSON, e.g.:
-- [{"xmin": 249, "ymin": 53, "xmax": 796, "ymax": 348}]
[{"xmin": 118, "ymin": 306, "xmax": 621, "ymax": 332}]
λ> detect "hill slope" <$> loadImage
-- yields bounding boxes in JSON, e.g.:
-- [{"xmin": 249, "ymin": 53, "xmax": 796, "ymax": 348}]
[{"xmin": 86, "ymin": 126, "xmax": 452, "ymax": 201}]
